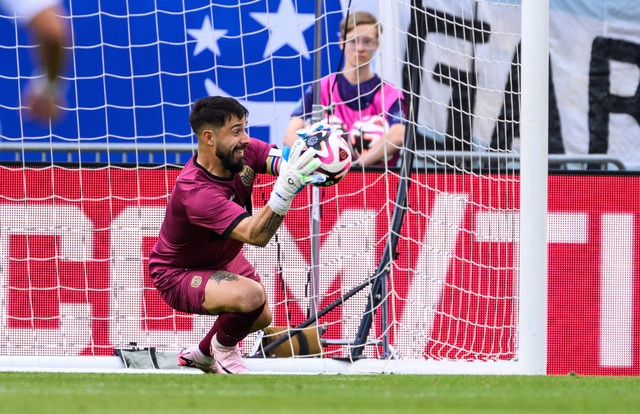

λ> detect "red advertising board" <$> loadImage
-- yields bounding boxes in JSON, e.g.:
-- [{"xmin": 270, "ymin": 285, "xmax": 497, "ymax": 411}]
[{"xmin": 0, "ymin": 167, "xmax": 638, "ymax": 375}]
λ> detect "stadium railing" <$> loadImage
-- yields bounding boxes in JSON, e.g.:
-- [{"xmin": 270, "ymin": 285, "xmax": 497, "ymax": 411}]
[{"xmin": 0, "ymin": 142, "xmax": 626, "ymax": 170}]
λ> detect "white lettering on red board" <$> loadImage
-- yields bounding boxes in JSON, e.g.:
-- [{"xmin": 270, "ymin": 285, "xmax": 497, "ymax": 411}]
[
  {"xmin": 0, "ymin": 205, "xmax": 93, "ymax": 354},
  {"xmin": 0, "ymin": 202, "xmax": 635, "ymax": 368}
]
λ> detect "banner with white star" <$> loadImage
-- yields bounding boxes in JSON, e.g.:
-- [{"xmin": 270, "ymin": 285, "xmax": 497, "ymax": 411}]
[{"xmin": 0, "ymin": 0, "xmax": 344, "ymax": 152}]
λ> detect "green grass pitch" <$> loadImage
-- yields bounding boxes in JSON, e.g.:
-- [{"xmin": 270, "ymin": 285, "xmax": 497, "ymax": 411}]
[{"xmin": 1, "ymin": 372, "xmax": 639, "ymax": 413}]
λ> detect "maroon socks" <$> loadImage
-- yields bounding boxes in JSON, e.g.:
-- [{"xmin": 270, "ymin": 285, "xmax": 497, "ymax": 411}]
[{"xmin": 199, "ymin": 301, "xmax": 266, "ymax": 354}]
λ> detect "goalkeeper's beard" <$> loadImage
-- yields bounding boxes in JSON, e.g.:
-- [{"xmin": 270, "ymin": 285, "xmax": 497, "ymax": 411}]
[{"xmin": 216, "ymin": 146, "xmax": 246, "ymax": 174}]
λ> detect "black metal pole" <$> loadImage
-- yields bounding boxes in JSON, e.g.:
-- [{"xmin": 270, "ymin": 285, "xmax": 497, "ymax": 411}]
[
  {"xmin": 254, "ymin": 277, "xmax": 374, "ymax": 357},
  {"xmin": 349, "ymin": 0, "xmax": 424, "ymax": 359}
]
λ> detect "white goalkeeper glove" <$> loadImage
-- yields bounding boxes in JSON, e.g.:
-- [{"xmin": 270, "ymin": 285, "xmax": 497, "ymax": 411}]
[{"xmin": 268, "ymin": 140, "xmax": 326, "ymax": 216}]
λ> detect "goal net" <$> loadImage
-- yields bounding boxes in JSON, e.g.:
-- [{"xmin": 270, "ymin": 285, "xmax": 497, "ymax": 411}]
[{"xmin": 0, "ymin": 0, "xmax": 546, "ymax": 374}]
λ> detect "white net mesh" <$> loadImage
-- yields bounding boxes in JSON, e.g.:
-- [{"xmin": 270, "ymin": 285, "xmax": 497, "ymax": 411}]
[{"xmin": 0, "ymin": 0, "xmax": 532, "ymax": 372}]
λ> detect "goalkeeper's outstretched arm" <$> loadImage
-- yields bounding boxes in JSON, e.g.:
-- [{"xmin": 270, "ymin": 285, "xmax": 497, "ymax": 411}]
[{"xmin": 229, "ymin": 140, "xmax": 324, "ymax": 247}]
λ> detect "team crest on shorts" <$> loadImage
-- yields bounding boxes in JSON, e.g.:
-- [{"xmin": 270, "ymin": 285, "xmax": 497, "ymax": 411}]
[
  {"xmin": 239, "ymin": 165, "xmax": 255, "ymax": 187},
  {"xmin": 190, "ymin": 275, "xmax": 202, "ymax": 288}
]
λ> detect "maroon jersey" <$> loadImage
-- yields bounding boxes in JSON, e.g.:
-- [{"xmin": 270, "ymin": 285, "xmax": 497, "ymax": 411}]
[{"xmin": 149, "ymin": 138, "xmax": 274, "ymax": 290}]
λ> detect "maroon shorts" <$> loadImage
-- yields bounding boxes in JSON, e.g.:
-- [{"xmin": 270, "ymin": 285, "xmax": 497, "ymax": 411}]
[{"xmin": 154, "ymin": 254, "xmax": 260, "ymax": 315}]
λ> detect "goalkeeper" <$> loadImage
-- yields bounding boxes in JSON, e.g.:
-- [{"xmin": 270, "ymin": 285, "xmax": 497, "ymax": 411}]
[
  {"xmin": 149, "ymin": 96, "xmax": 325, "ymax": 374},
  {"xmin": 283, "ymin": 10, "xmax": 406, "ymax": 167}
]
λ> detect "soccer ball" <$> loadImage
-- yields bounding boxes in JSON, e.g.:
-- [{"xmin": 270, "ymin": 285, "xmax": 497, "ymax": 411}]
[
  {"xmin": 349, "ymin": 115, "xmax": 389, "ymax": 157},
  {"xmin": 303, "ymin": 127, "xmax": 352, "ymax": 187}
]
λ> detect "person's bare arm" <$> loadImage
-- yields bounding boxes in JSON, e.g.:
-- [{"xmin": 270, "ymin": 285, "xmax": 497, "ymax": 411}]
[
  {"xmin": 283, "ymin": 116, "xmax": 306, "ymax": 148},
  {"xmin": 230, "ymin": 139, "xmax": 324, "ymax": 247},
  {"xmin": 25, "ymin": 5, "xmax": 68, "ymax": 122},
  {"xmin": 228, "ymin": 206, "xmax": 284, "ymax": 247},
  {"xmin": 29, "ymin": 6, "xmax": 66, "ymax": 83}
]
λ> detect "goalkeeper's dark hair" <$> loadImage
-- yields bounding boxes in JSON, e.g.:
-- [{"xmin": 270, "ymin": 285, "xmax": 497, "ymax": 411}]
[{"xmin": 189, "ymin": 96, "xmax": 249, "ymax": 135}]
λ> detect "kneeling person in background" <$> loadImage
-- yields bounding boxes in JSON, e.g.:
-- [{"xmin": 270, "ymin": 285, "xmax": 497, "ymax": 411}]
[{"xmin": 283, "ymin": 11, "xmax": 406, "ymax": 167}]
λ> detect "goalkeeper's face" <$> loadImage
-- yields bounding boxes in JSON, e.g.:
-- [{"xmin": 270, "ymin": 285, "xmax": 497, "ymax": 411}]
[{"xmin": 214, "ymin": 116, "xmax": 250, "ymax": 174}]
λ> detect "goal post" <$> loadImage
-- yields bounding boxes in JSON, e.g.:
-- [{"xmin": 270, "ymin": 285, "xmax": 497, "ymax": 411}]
[
  {"xmin": 0, "ymin": 0, "xmax": 548, "ymax": 374},
  {"xmin": 518, "ymin": 0, "xmax": 549, "ymax": 374}
]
